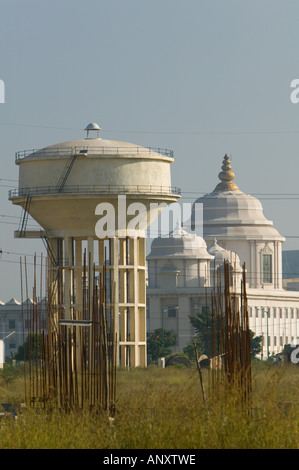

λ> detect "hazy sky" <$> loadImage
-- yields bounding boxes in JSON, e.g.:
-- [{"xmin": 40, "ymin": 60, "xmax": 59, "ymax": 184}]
[{"xmin": 1, "ymin": 0, "xmax": 299, "ymax": 301}]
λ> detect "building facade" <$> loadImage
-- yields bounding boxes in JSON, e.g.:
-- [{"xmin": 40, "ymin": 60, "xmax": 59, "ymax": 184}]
[
  {"xmin": 147, "ymin": 155, "xmax": 299, "ymax": 358},
  {"xmin": 0, "ymin": 298, "xmax": 46, "ymax": 361}
]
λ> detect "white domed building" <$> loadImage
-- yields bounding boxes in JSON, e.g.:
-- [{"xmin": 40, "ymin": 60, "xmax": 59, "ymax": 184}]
[{"xmin": 147, "ymin": 155, "xmax": 299, "ymax": 358}]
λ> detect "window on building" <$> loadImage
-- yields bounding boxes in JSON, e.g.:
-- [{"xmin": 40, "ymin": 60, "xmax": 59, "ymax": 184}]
[
  {"xmin": 9, "ymin": 320, "xmax": 15, "ymax": 329},
  {"xmin": 280, "ymin": 336, "xmax": 283, "ymax": 346},
  {"xmin": 285, "ymin": 308, "xmax": 288, "ymax": 319},
  {"xmin": 279, "ymin": 309, "xmax": 282, "ymax": 319},
  {"xmin": 262, "ymin": 254, "xmax": 272, "ymax": 283},
  {"xmin": 167, "ymin": 307, "xmax": 177, "ymax": 318},
  {"xmin": 249, "ymin": 307, "xmax": 252, "ymax": 318},
  {"xmin": 255, "ymin": 307, "xmax": 259, "ymax": 318},
  {"xmin": 273, "ymin": 308, "xmax": 276, "ymax": 319},
  {"xmin": 9, "ymin": 344, "xmax": 16, "ymax": 349},
  {"xmin": 274, "ymin": 336, "xmax": 277, "ymax": 346}
]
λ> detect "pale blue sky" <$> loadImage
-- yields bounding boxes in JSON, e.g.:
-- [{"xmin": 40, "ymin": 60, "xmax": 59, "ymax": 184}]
[{"xmin": 1, "ymin": 0, "xmax": 299, "ymax": 300}]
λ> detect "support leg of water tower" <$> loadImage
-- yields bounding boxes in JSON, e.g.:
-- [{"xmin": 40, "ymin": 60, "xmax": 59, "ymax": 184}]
[
  {"xmin": 129, "ymin": 236, "xmax": 147, "ymax": 368},
  {"xmin": 138, "ymin": 236, "xmax": 147, "ymax": 367},
  {"xmin": 74, "ymin": 238, "xmax": 83, "ymax": 373},
  {"xmin": 130, "ymin": 237, "xmax": 138, "ymax": 367},
  {"xmin": 47, "ymin": 237, "xmax": 60, "ymax": 328},
  {"xmin": 111, "ymin": 237, "xmax": 120, "ymax": 366},
  {"xmin": 119, "ymin": 238, "xmax": 127, "ymax": 368},
  {"xmin": 75, "ymin": 239, "xmax": 83, "ymax": 316},
  {"xmin": 87, "ymin": 237, "xmax": 94, "ymax": 318},
  {"xmin": 64, "ymin": 236, "xmax": 73, "ymax": 320}
]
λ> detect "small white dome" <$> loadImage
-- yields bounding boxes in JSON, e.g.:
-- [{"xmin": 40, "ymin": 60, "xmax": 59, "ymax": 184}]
[
  {"xmin": 171, "ymin": 221, "xmax": 206, "ymax": 250},
  {"xmin": 147, "ymin": 221, "xmax": 214, "ymax": 260},
  {"xmin": 84, "ymin": 122, "xmax": 102, "ymax": 139},
  {"xmin": 208, "ymin": 239, "xmax": 241, "ymax": 270},
  {"xmin": 84, "ymin": 122, "xmax": 101, "ymax": 131}
]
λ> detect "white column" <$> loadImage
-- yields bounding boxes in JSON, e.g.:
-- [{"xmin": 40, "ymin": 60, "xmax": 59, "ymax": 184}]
[
  {"xmin": 273, "ymin": 241, "xmax": 279, "ymax": 289},
  {"xmin": 277, "ymin": 242, "xmax": 282, "ymax": 289},
  {"xmin": 255, "ymin": 242, "xmax": 260, "ymax": 288},
  {"xmin": 250, "ymin": 241, "xmax": 256, "ymax": 288}
]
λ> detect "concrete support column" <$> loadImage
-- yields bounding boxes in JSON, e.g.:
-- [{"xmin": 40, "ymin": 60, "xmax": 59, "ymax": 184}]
[
  {"xmin": 75, "ymin": 239, "xmax": 83, "ymax": 314},
  {"xmin": 131, "ymin": 237, "xmax": 139, "ymax": 367},
  {"xmin": 46, "ymin": 237, "xmax": 59, "ymax": 307},
  {"xmin": 87, "ymin": 237, "xmax": 94, "ymax": 319},
  {"xmin": 138, "ymin": 237, "xmax": 147, "ymax": 367},
  {"xmin": 64, "ymin": 236, "xmax": 73, "ymax": 320},
  {"xmin": 111, "ymin": 237, "xmax": 120, "ymax": 365},
  {"xmin": 119, "ymin": 238, "xmax": 127, "ymax": 367}
]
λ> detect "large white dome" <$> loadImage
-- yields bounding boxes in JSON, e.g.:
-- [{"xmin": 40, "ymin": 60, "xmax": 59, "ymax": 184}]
[{"xmin": 190, "ymin": 154, "xmax": 285, "ymax": 242}]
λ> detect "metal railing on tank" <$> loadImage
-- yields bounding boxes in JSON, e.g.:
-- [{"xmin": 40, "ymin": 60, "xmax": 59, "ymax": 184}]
[
  {"xmin": 8, "ymin": 184, "xmax": 181, "ymax": 198},
  {"xmin": 15, "ymin": 146, "xmax": 174, "ymax": 161}
]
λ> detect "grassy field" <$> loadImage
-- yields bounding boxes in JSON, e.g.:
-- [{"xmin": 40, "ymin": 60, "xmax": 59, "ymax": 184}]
[{"xmin": 0, "ymin": 361, "xmax": 298, "ymax": 449}]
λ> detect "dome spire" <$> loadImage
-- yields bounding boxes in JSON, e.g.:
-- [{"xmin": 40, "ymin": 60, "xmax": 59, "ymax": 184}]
[{"xmin": 213, "ymin": 154, "xmax": 239, "ymax": 192}]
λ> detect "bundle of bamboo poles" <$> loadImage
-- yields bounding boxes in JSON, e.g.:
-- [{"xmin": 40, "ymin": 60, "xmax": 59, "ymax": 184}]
[
  {"xmin": 222, "ymin": 262, "xmax": 252, "ymax": 405},
  {"xmin": 196, "ymin": 260, "xmax": 252, "ymax": 408},
  {"xmin": 20, "ymin": 252, "xmax": 117, "ymax": 416}
]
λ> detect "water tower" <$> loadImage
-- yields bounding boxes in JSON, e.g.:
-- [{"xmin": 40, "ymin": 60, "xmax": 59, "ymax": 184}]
[{"xmin": 9, "ymin": 124, "xmax": 180, "ymax": 367}]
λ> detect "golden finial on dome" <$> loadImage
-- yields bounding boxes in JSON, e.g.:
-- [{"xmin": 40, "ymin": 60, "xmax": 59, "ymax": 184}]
[{"xmin": 213, "ymin": 154, "xmax": 239, "ymax": 192}]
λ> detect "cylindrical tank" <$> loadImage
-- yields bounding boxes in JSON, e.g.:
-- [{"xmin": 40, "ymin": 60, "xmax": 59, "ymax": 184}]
[{"xmin": 9, "ymin": 124, "xmax": 180, "ymax": 367}]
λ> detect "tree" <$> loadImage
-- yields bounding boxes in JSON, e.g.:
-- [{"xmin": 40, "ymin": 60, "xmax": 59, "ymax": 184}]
[
  {"xmin": 189, "ymin": 309, "xmax": 221, "ymax": 358},
  {"xmin": 183, "ymin": 343, "xmax": 197, "ymax": 360},
  {"xmin": 188, "ymin": 310, "xmax": 263, "ymax": 359},
  {"xmin": 147, "ymin": 328, "xmax": 177, "ymax": 362},
  {"xmin": 249, "ymin": 330, "xmax": 263, "ymax": 359},
  {"xmin": 14, "ymin": 333, "xmax": 41, "ymax": 361}
]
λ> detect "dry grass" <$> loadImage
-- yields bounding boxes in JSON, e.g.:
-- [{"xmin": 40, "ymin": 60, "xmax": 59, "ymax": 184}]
[{"xmin": 0, "ymin": 362, "xmax": 298, "ymax": 449}]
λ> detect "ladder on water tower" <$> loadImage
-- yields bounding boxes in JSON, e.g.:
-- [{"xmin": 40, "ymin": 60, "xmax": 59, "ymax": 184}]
[
  {"xmin": 40, "ymin": 234, "xmax": 58, "ymax": 267},
  {"xmin": 57, "ymin": 152, "xmax": 79, "ymax": 193},
  {"xmin": 18, "ymin": 195, "xmax": 32, "ymax": 238}
]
